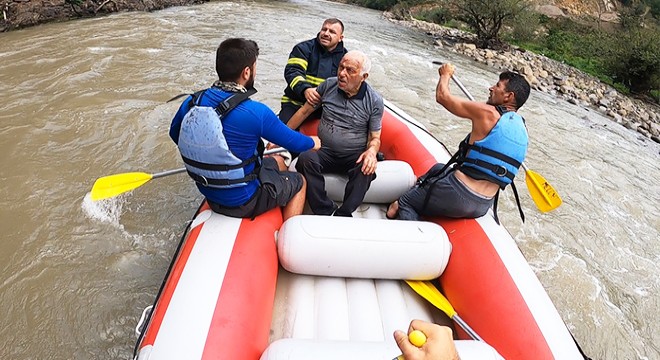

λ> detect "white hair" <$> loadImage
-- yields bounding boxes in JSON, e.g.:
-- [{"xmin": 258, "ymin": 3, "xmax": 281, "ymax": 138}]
[{"xmin": 345, "ymin": 50, "xmax": 371, "ymax": 76}]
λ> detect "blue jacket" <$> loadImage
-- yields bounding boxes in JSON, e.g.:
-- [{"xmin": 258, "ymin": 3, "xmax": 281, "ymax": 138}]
[{"xmin": 170, "ymin": 87, "xmax": 314, "ymax": 206}]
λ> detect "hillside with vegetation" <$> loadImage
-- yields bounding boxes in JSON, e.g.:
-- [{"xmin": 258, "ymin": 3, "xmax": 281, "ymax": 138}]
[
  {"xmin": 347, "ymin": 0, "xmax": 660, "ymax": 105},
  {"xmin": 2, "ymin": 0, "xmax": 658, "ymax": 140}
]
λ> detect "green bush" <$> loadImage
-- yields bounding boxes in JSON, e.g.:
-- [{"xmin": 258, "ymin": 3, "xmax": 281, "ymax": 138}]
[
  {"xmin": 507, "ymin": 10, "xmax": 540, "ymax": 42},
  {"xmin": 650, "ymin": 0, "xmax": 660, "ymax": 19},
  {"xmin": 346, "ymin": 0, "xmax": 400, "ymax": 11},
  {"xmin": 543, "ymin": 28, "xmax": 574, "ymax": 58},
  {"xmin": 650, "ymin": 90, "xmax": 660, "ymax": 103},
  {"xmin": 604, "ymin": 27, "xmax": 660, "ymax": 94},
  {"xmin": 416, "ymin": 6, "xmax": 453, "ymax": 25}
]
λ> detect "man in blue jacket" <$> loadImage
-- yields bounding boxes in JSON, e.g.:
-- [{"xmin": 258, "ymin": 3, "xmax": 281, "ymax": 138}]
[
  {"xmin": 170, "ymin": 38, "xmax": 320, "ymax": 221},
  {"xmin": 278, "ymin": 18, "xmax": 347, "ymax": 127}
]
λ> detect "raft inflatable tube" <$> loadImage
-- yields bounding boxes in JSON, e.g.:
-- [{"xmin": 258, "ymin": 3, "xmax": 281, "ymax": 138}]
[
  {"xmin": 260, "ymin": 338, "xmax": 503, "ymax": 360},
  {"xmin": 288, "ymin": 159, "xmax": 416, "ymax": 204},
  {"xmin": 277, "ymin": 215, "xmax": 451, "ymax": 280}
]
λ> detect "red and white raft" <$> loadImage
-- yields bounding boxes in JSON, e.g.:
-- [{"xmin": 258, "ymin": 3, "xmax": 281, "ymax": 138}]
[{"xmin": 133, "ymin": 100, "xmax": 584, "ymax": 360}]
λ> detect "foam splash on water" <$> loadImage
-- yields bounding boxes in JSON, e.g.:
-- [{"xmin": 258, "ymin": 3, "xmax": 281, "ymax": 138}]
[{"xmin": 81, "ymin": 192, "xmax": 125, "ymax": 227}]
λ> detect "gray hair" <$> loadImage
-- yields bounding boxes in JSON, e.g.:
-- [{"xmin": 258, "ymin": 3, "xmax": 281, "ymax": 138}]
[{"xmin": 345, "ymin": 50, "xmax": 371, "ymax": 76}]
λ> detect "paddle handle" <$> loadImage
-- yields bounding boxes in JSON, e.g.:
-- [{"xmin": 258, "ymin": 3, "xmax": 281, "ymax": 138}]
[
  {"xmin": 432, "ymin": 61, "xmax": 475, "ymax": 101},
  {"xmin": 150, "ymin": 147, "xmax": 289, "ymax": 180},
  {"xmin": 263, "ymin": 147, "xmax": 289, "ymax": 156},
  {"xmin": 392, "ymin": 330, "xmax": 427, "ymax": 360},
  {"xmin": 152, "ymin": 168, "xmax": 187, "ymax": 179},
  {"xmin": 454, "ymin": 314, "xmax": 483, "ymax": 341}
]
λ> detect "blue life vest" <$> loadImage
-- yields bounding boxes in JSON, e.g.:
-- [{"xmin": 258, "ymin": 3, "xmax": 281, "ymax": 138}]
[
  {"xmin": 420, "ymin": 106, "xmax": 528, "ymax": 224},
  {"xmin": 177, "ymin": 89, "xmax": 261, "ymax": 189},
  {"xmin": 458, "ymin": 108, "xmax": 528, "ymax": 189}
]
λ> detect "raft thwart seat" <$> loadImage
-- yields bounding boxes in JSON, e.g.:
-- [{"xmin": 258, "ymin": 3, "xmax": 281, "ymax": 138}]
[
  {"xmin": 288, "ymin": 159, "xmax": 416, "ymax": 204},
  {"xmin": 277, "ymin": 215, "xmax": 451, "ymax": 280}
]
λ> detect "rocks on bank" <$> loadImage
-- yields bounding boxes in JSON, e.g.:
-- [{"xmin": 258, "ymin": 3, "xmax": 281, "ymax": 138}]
[{"xmin": 384, "ymin": 13, "xmax": 660, "ymax": 144}]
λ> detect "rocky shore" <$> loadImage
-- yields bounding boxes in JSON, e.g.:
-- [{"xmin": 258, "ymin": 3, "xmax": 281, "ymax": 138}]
[
  {"xmin": 3, "ymin": 1, "xmax": 657, "ymax": 144},
  {"xmin": 384, "ymin": 13, "xmax": 660, "ymax": 144}
]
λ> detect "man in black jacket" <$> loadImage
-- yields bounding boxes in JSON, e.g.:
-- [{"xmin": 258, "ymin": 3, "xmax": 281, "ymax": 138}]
[{"xmin": 278, "ymin": 18, "xmax": 347, "ymax": 127}]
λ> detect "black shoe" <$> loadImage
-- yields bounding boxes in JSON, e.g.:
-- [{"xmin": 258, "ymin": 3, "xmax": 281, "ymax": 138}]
[
  {"xmin": 333, "ymin": 206, "xmax": 353, "ymax": 217},
  {"xmin": 327, "ymin": 203, "xmax": 340, "ymax": 216}
]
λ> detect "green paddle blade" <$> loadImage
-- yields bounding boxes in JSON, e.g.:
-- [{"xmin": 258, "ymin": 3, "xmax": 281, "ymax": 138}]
[
  {"xmin": 524, "ymin": 167, "xmax": 562, "ymax": 213},
  {"xmin": 90, "ymin": 172, "xmax": 154, "ymax": 201}
]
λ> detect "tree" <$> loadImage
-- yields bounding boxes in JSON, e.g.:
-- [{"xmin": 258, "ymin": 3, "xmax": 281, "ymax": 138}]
[
  {"xmin": 454, "ymin": 0, "xmax": 532, "ymax": 48},
  {"xmin": 605, "ymin": 27, "xmax": 660, "ymax": 94}
]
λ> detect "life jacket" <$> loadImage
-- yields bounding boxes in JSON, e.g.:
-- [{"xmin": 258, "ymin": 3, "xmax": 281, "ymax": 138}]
[
  {"xmin": 421, "ymin": 106, "xmax": 528, "ymax": 223},
  {"xmin": 177, "ymin": 88, "xmax": 262, "ymax": 189},
  {"xmin": 457, "ymin": 107, "xmax": 528, "ymax": 188}
]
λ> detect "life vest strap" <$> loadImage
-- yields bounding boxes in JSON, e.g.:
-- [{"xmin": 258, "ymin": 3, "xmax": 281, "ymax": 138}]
[
  {"xmin": 181, "ymin": 154, "xmax": 259, "ymax": 171},
  {"xmin": 463, "ymin": 143, "xmax": 522, "ymax": 169},
  {"xmin": 459, "ymin": 158, "xmax": 515, "ymax": 182},
  {"xmin": 187, "ymin": 170, "xmax": 258, "ymax": 187},
  {"xmin": 214, "ymin": 88, "xmax": 258, "ymax": 115}
]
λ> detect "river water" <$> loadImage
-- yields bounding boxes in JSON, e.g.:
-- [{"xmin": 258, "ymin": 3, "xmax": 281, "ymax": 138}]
[{"xmin": 0, "ymin": 1, "xmax": 657, "ymax": 359}]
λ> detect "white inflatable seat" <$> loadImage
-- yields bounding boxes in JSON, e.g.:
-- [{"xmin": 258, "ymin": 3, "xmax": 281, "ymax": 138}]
[
  {"xmin": 289, "ymin": 159, "xmax": 416, "ymax": 203},
  {"xmin": 260, "ymin": 338, "xmax": 504, "ymax": 360},
  {"xmin": 277, "ymin": 215, "xmax": 451, "ymax": 280}
]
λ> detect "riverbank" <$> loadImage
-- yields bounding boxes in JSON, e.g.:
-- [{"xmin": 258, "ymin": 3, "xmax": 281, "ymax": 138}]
[
  {"xmin": 384, "ymin": 12, "xmax": 660, "ymax": 144},
  {"xmin": 3, "ymin": 1, "xmax": 657, "ymax": 144},
  {"xmin": 0, "ymin": 0, "xmax": 206, "ymax": 31}
]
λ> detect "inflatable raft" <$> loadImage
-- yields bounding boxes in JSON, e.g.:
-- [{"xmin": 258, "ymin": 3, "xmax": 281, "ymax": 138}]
[{"xmin": 133, "ymin": 100, "xmax": 585, "ymax": 359}]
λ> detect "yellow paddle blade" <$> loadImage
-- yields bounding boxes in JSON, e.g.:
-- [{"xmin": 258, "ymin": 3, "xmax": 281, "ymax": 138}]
[
  {"xmin": 90, "ymin": 172, "xmax": 154, "ymax": 201},
  {"xmin": 524, "ymin": 167, "xmax": 562, "ymax": 213},
  {"xmin": 405, "ymin": 280, "xmax": 457, "ymax": 318}
]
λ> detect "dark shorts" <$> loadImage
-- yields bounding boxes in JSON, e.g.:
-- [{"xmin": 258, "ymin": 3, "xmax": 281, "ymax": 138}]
[
  {"xmin": 208, "ymin": 157, "xmax": 304, "ymax": 218},
  {"xmin": 397, "ymin": 163, "xmax": 494, "ymax": 221}
]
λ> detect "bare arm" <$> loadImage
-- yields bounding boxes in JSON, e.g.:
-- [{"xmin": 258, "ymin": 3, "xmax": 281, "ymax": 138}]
[
  {"xmin": 357, "ymin": 130, "xmax": 381, "ymax": 175},
  {"xmin": 287, "ymin": 101, "xmax": 316, "ymax": 130},
  {"xmin": 436, "ymin": 64, "xmax": 499, "ymax": 139}
]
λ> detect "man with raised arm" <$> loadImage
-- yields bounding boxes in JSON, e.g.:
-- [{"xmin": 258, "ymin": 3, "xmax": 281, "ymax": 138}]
[{"xmin": 387, "ymin": 63, "xmax": 530, "ymax": 222}]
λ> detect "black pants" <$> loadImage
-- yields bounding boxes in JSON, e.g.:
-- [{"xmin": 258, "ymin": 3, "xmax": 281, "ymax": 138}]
[{"xmin": 296, "ymin": 149, "xmax": 375, "ymax": 217}]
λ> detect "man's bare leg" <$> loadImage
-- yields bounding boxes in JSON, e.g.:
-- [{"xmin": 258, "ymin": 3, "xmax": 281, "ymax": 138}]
[
  {"xmin": 267, "ymin": 154, "xmax": 288, "ymax": 171},
  {"xmin": 282, "ymin": 177, "xmax": 307, "ymax": 221}
]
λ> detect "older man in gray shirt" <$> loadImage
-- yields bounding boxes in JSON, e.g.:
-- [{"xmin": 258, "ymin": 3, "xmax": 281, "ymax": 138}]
[{"xmin": 286, "ymin": 50, "xmax": 383, "ymax": 216}]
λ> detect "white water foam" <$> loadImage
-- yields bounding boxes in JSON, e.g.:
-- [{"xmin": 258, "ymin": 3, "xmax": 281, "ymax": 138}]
[{"xmin": 81, "ymin": 192, "xmax": 125, "ymax": 227}]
